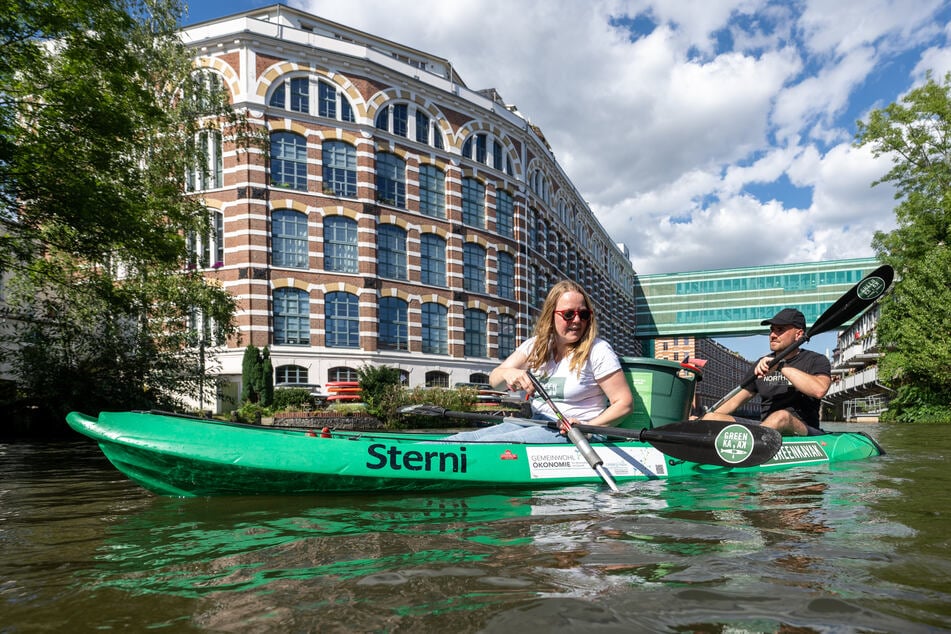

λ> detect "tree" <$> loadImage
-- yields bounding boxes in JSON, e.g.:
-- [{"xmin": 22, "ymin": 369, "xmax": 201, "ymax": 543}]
[
  {"xmin": 241, "ymin": 345, "xmax": 261, "ymax": 404},
  {"xmin": 1, "ymin": 0, "xmax": 252, "ymax": 431},
  {"xmin": 259, "ymin": 347, "xmax": 274, "ymax": 408},
  {"xmin": 855, "ymin": 72, "xmax": 951, "ymax": 422}
]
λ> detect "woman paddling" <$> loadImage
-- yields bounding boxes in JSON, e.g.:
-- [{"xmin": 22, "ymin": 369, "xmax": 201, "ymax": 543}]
[{"xmin": 444, "ymin": 280, "xmax": 633, "ymax": 443}]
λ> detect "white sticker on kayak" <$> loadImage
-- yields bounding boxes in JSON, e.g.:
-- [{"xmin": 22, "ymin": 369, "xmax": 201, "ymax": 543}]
[{"xmin": 525, "ymin": 446, "xmax": 668, "ymax": 479}]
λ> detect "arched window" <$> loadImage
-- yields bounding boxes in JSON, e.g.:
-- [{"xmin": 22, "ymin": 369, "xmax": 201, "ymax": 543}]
[
  {"xmin": 329, "ymin": 366, "xmax": 358, "ymax": 382},
  {"xmin": 323, "ymin": 216, "xmax": 358, "ymax": 273},
  {"xmin": 425, "ymin": 370, "xmax": 449, "ymax": 388},
  {"xmin": 418, "ymin": 164, "xmax": 445, "ymax": 218},
  {"xmin": 272, "ymin": 210, "xmax": 308, "ymax": 269},
  {"xmin": 377, "ymin": 224, "xmax": 407, "ymax": 280},
  {"xmin": 270, "ymin": 131, "xmax": 307, "ymax": 191},
  {"xmin": 463, "ymin": 243, "xmax": 486, "ymax": 294},
  {"xmin": 276, "ymin": 365, "xmax": 308, "ymax": 384},
  {"xmin": 378, "ymin": 296, "xmax": 408, "ymax": 351},
  {"xmin": 317, "ymin": 80, "xmax": 354, "ymax": 121},
  {"xmin": 322, "ymin": 140, "xmax": 356, "ymax": 197},
  {"xmin": 325, "ymin": 291, "xmax": 359, "ymax": 348},
  {"xmin": 461, "ymin": 177, "xmax": 485, "ymax": 227},
  {"xmin": 495, "ymin": 189, "xmax": 514, "ymax": 238},
  {"xmin": 274, "ymin": 287, "xmax": 310, "ymax": 345},
  {"xmin": 497, "ymin": 252, "xmax": 515, "ymax": 300},
  {"xmin": 421, "ymin": 302, "xmax": 448, "ymax": 355},
  {"xmin": 375, "ymin": 152, "xmax": 406, "ymax": 207},
  {"xmin": 420, "ymin": 234, "xmax": 446, "ymax": 287},
  {"xmin": 269, "ymin": 76, "xmax": 309, "ymax": 113},
  {"xmin": 469, "ymin": 372, "xmax": 490, "ymax": 384},
  {"xmin": 498, "ymin": 314, "xmax": 516, "ymax": 359},
  {"xmin": 464, "ymin": 308, "xmax": 487, "ymax": 358}
]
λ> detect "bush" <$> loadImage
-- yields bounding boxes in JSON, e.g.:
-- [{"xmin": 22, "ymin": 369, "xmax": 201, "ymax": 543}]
[
  {"xmin": 357, "ymin": 364, "xmax": 404, "ymax": 420},
  {"xmin": 233, "ymin": 401, "xmax": 270, "ymax": 424},
  {"xmin": 272, "ymin": 387, "xmax": 314, "ymax": 411}
]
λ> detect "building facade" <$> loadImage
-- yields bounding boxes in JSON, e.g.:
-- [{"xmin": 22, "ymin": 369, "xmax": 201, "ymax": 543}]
[{"xmin": 181, "ymin": 6, "xmax": 639, "ymax": 410}]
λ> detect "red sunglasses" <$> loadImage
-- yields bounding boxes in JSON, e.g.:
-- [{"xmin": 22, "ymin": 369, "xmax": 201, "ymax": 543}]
[{"xmin": 555, "ymin": 309, "xmax": 592, "ymax": 322}]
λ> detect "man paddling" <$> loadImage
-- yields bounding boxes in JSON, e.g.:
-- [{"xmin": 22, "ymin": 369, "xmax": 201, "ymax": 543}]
[{"xmin": 702, "ymin": 308, "xmax": 831, "ymax": 436}]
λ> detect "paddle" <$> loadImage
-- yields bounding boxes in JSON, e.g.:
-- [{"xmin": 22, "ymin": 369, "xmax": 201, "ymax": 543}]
[
  {"xmin": 708, "ymin": 264, "xmax": 895, "ymax": 413},
  {"xmin": 525, "ymin": 371, "xmax": 620, "ymax": 491},
  {"xmin": 399, "ymin": 405, "xmax": 783, "ymax": 469}
]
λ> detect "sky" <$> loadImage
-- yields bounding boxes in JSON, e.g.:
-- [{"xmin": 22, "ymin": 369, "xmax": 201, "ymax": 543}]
[{"xmin": 183, "ymin": 0, "xmax": 951, "ymax": 361}]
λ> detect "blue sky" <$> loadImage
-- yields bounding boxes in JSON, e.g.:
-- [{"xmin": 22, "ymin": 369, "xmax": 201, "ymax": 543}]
[{"xmin": 182, "ymin": 1, "xmax": 951, "ymax": 361}]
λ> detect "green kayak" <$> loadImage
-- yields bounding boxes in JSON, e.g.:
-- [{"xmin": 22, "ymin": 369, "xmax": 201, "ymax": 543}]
[{"xmin": 66, "ymin": 410, "xmax": 884, "ymax": 497}]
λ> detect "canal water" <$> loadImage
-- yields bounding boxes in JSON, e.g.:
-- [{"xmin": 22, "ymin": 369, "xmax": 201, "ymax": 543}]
[{"xmin": 1, "ymin": 423, "xmax": 949, "ymax": 633}]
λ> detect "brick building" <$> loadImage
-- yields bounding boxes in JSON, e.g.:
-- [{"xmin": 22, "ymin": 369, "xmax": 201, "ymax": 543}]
[{"xmin": 181, "ymin": 5, "xmax": 639, "ymax": 411}]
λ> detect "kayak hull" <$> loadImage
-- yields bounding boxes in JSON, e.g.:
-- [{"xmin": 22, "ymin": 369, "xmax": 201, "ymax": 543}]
[{"xmin": 66, "ymin": 410, "xmax": 885, "ymax": 497}]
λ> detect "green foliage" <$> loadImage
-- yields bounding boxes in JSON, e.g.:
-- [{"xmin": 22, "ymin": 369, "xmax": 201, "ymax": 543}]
[
  {"xmin": 856, "ymin": 72, "xmax": 951, "ymax": 422},
  {"xmin": 272, "ymin": 388, "xmax": 314, "ymax": 411},
  {"xmin": 241, "ymin": 346, "xmax": 261, "ymax": 403},
  {"xmin": 394, "ymin": 387, "xmax": 481, "ymax": 429},
  {"xmin": 233, "ymin": 401, "xmax": 270, "ymax": 425},
  {"xmin": 357, "ymin": 364, "xmax": 404, "ymax": 420},
  {"xmin": 260, "ymin": 347, "xmax": 274, "ymax": 407},
  {"xmin": 0, "ymin": 1, "xmax": 257, "ymax": 429}
]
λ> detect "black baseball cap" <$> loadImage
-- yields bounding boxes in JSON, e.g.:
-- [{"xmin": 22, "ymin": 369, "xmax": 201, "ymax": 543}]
[{"xmin": 761, "ymin": 308, "xmax": 806, "ymax": 330}]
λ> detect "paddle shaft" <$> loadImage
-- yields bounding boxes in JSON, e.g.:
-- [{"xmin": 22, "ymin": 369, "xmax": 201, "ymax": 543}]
[
  {"xmin": 526, "ymin": 371, "xmax": 620, "ymax": 492},
  {"xmin": 708, "ymin": 264, "xmax": 894, "ymax": 413}
]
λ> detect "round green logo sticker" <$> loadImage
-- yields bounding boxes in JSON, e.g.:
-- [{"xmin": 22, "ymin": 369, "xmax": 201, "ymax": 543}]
[
  {"xmin": 715, "ymin": 424, "xmax": 756, "ymax": 464},
  {"xmin": 857, "ymin": 276, "xmax": 886, "ymax": 301}
]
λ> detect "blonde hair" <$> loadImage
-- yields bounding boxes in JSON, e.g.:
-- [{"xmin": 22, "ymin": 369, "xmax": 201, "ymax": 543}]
[{"xmin": 526, "ymin": 279, "xmax": 599, "ymax": 375}]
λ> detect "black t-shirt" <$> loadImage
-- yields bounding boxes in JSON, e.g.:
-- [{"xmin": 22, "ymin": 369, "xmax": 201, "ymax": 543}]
[{"xmin": 743, "ymin": 349, "xmax": 831, "ymax": 429}]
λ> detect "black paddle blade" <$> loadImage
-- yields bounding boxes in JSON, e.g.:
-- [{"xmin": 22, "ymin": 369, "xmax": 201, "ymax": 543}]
[
  {"xmin": 640, "ymin": 420, "xmax": 783, "ymax": 468},
  {"xmin": 809, "ymin": 264, "xmax": 894, "ymax": 337}
]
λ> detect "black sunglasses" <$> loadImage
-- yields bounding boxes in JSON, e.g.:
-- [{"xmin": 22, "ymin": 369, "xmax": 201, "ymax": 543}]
[{"xmin": 555, "ymin": 309, "xmax": 592, "ymax": 322}]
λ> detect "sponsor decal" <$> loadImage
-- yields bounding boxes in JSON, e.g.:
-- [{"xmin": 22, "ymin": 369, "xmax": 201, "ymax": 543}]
[
  {"xmin": 857, "ymin": 275, "xmax": 887, "ymax": 301},
  {"xmin": 366, "ymin": 444, "xmax": 467, "ymax": 473},
  {"xmin": 525, "ymin": 446, "xmax": 667, "ymax": 479},
  {"xmin": 714, "ymin": 424, "xmax": 755, "ymax": 464},
  {"xmin": 499, "ymin": 449, "xmax": 519, "ymax": 460},
  {"xmin": 766, "ymin": 441, "xmax": 828, "ymax": 464}
]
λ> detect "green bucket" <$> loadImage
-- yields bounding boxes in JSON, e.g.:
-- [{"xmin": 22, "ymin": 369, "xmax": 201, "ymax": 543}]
[{"xmin": 616, "ymin": 357, "xmax": 700, "ymax": 429}]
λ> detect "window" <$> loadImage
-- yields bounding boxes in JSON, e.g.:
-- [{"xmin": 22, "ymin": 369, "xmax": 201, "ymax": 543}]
[
  {"xmin": 377, "ymin": 224, "xmax": 407, "ymax": 280},
  {"xmin": 274, "ymin": 287, "xmax": 310, "ymax": 345},
  {"xmin": 325, "ymin": 291, "xmax": 359, "ymax": 348},
  {"xmin": 272, "ymin": 210, "xmax": 308, "ymax": 269},
  {"xmin": 418, "ymin": 164, "xmax": 445, "ymax": 218},
  {"xmin": 463, "ymin": 243, "xmax": 486, "ymax": 294},
  {"xmin": 420, "ymin": 234, "xmax": 446, "ymax": 287},
  {"xmin": 185, "ymin": 70, "xmax": 226, "ymax": 114},
  {"xmin": 324, "ymin": 216, "xmax": 358, "ymax": 273},
  {"xmin": 329, "ymin": 366, "xmax": 358, "ymax": 382},
  {"xmin": 492, "ymin": 141, "xmax": 503, "ymax": 171},
  {"xmin": 461, "ymin": 177, "xmax": 484, "ymax": 226},
  {"xmin": 415, "ymin": 110, "xmax": 430, "ymax": 144},
  {"xmin": 462, "ymin": 133, "xmax": 488, "ymax": 162},
  {"xmin": 421, "ymin": 302, "xmax": 448, "ymax": 354},
  {"xmin": 470, "ymin": 372, "xmax": 490, "ymax": 384},
  {"xmin": 322, "ymin": 141, "xmax": 356, "ymax": 197},
  {"xmin": 378, "ymin": 296, "xmax": 408, "ymax": 350},
  {"xmin": 376, "ymin": 152, "xmax": 405, "ymax": 207},
  {"xmin": 270, "ymin": 131, "xmax": 307, "ymax": 190},
  {"xmin": 464, "ymin": 308, "xmax": 487, "ymax": 357},
  {"xmin": 268, "ymin": 76, "xmax": 309, "ymax": 113},
  {"xmin": 496, "ymin": 190, "xmax": 514, "ymax": 238},
  {"xmin": 425, "ymin": 370, "xmax": 449, "ymax": 388},
  {"xmin": 497, "ymin": 252, "xmax": 515, "ymax": 300},
  {"xmin": 375, "ymin": 103, "xmax": 408, "ymax": 137},
  {"xmin": 498, "ymin": 314, "xmax": 516, "ymax": 359},
  {"xmin": 276, "ymin": 365, "xmax": 308, "ymax": 384},
  {"xmin": 317, "ymin": 81, "xmax": 354, "ymax": 121},
  {"xmin": 187, "ymin": 209, "xmax": 224, "ymax": 269},
  {"xmin": 185, "ymin": 129, "xmax": 223, "ymax": 192}
]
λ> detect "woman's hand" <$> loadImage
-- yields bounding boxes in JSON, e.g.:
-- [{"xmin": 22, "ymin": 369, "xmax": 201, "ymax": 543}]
[{"xmin": 559, "ymin": 416, "xmax": 580, "ymax": 435}]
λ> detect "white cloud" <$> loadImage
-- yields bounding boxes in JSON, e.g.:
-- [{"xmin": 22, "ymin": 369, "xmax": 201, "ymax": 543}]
[{"xmin": 298, "ymin": 0, "xmax": 949, "ymax": 275}]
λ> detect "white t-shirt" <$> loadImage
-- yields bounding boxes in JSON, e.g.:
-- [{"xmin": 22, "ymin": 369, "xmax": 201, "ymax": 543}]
[{"xmin": 518, "ymin": 337, "xmax": 622, "ymax": 422}]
